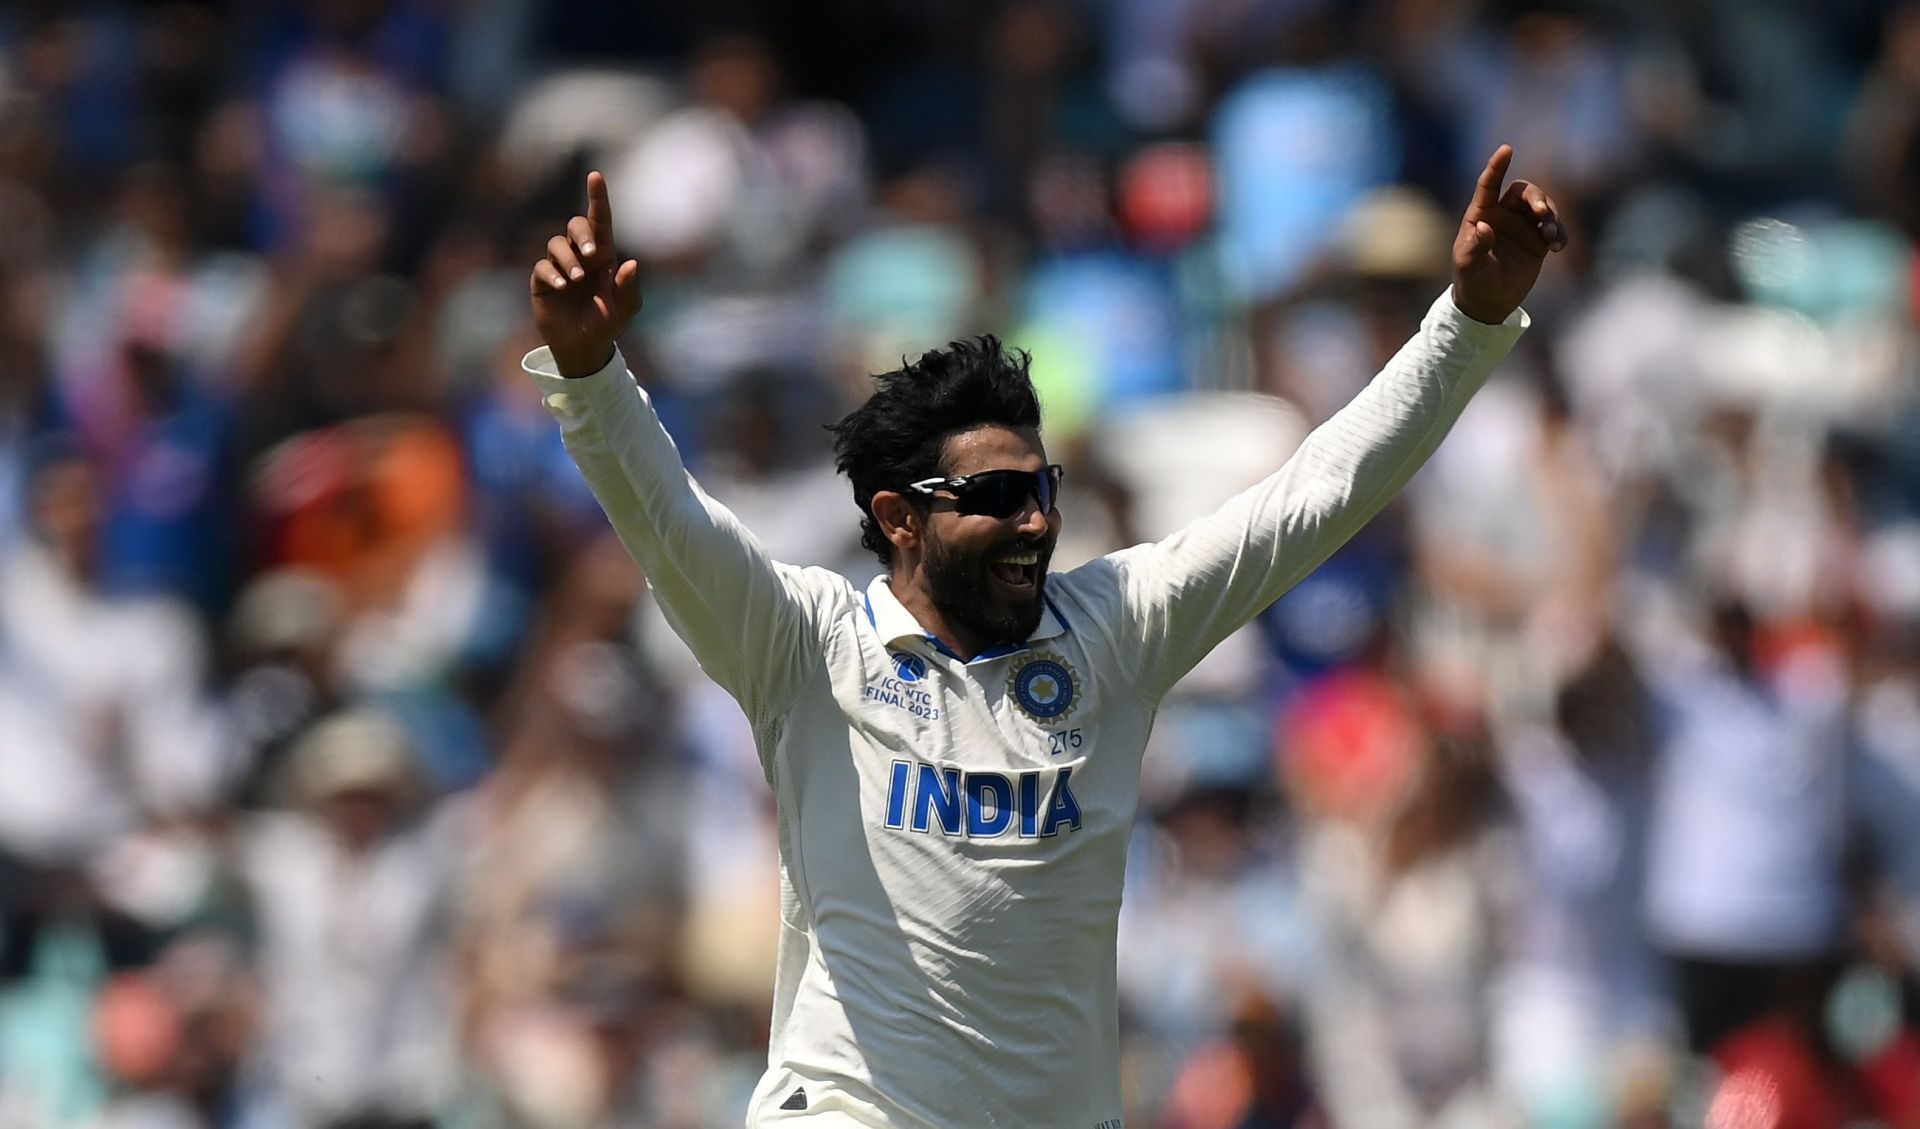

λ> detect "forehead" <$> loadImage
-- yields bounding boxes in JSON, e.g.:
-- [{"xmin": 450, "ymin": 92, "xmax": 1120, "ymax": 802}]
[{"xmin": 939, "ymin": 424, "xmax": 1048, "ymax": 476}]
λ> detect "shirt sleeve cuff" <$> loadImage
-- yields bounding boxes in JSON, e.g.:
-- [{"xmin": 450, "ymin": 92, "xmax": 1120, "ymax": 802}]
[
  {"xmin": 521, "ymin": 345, "xmax": 629, "ymax": 397},
  {"xmin": 1441, "ymin": 287, "xmax": 1531, "ymax": 335}
]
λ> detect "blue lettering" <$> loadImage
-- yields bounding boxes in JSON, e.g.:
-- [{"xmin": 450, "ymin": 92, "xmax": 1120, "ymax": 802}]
[
  {"xmin": 885, "ymin": 761, "xmax": 910, "ymax": 829},
  {"xmin": 867, "ymin": 681, "xmax": 942, "ymax": 719},
  {"xmin": 966, "ymin": 773, "xmax": 1015, "ymax": 837},
  {"xmin": 1018, "ymin": 771, "xmax": 1041, "ymax": 837},
  {"xmin": 885, "ymin": 762, "xmax": 1083, "ymax": 839},
  {"xmin": 911, "ymin": 764, "xmax": 964, "ymax": 835},
  {"xmin": 1040, "ymin": 767, "xmax": 1083, "ymax": 836}
]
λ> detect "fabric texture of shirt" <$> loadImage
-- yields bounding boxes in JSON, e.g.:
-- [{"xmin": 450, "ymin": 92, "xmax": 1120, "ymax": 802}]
[{"xmin": 522, "ymin": 289, "xmax": 1525, "ymax": 1128}]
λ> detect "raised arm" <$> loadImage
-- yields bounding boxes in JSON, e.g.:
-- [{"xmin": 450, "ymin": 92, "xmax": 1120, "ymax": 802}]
[
  {"xmin": 1103, "ymin": 147, "xmax": 1566, "ymax": 698},
  {"xmin": 526, "ymin": 173, "xmax": 824, "ymax": 724}
]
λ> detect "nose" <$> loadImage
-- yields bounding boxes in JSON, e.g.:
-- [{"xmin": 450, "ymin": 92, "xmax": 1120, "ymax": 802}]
[{"xmin": 1014, "ymin": 493, "xmax": 1051, "ymax": 536}]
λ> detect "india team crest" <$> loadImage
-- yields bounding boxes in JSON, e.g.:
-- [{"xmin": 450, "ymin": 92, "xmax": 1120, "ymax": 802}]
[{"xmin": 1009, "ymin": 653, "xmax": 1078, "ymax": 721}]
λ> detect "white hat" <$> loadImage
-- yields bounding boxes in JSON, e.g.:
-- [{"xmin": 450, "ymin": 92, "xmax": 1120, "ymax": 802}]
[
  {"xmin": 286, "ymin": 709, "xmax": 419, "ymax": 805},
  {"xmin": 1336, "ymin": 186, "xmax": 1451, "ymax": 280}
]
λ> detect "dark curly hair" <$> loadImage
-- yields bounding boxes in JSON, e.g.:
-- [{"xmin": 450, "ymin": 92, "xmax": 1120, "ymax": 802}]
[{"xmin": 827, "ymin": 336, "xmax": 1043, "ymax": 566}]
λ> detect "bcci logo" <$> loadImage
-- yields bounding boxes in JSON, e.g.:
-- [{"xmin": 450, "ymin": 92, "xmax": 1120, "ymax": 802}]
[{"xmin": 1010, "ymin": 654, "xmax": 1077, "ymax": 721}]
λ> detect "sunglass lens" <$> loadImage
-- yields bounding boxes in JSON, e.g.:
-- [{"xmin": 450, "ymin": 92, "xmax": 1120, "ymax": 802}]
[
  {"xmin": 951, "ymin": 468, "xmax": 1062, "ymax": 517},
  {"xmin": 970, "ymin": 473, "xmax": 1026, "ymax": 518}
]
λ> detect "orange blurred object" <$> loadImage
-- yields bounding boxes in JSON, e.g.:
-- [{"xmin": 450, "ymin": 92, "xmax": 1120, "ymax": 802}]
[{"xmin": 253, "ymin": 415, "xmax": 467, "ymax": 586}]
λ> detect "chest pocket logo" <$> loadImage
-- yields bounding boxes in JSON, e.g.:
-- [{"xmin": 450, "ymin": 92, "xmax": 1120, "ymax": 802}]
[{"xmin": 1010, "ymin": 653, "xmax": 1078, "ymax": 721}]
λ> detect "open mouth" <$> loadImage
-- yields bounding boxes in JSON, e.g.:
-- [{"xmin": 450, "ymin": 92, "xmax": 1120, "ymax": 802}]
[{"xmin": 989, "ymin": 549, "xmax": 1041, "ymax": 591}]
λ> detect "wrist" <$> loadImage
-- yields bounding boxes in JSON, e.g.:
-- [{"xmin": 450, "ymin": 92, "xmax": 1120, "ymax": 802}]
[
  {"xmin": 1449, "ymin": 284, "xmax": 1511, "ymax": 326},
  {"xmin": 554, "ymin": 343, "xmax": 617, "ymax": 379}
]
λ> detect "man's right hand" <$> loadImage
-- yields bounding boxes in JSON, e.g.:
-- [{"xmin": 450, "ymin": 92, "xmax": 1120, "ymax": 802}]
[{"xmin": 530, "ymin": 171, "xmax": 643, "ymax": 377}]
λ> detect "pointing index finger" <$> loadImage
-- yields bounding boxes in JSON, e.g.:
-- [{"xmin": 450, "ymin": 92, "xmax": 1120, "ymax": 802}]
[
  {"xmin": 1471, "ymin": 145, "xmax": 1514, "ymax": 212},
  {"xmin": 587, "ymin": 171, "xmax": 614, "ymax": 249}
]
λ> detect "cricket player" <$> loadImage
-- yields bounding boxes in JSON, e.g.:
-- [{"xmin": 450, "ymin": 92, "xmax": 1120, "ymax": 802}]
[{"xmin": 525, "ymin": 146, "xmax": 1565, "ymax": 1127}]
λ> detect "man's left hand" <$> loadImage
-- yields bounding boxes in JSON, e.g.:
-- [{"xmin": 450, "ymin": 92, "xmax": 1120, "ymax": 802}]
[{"xmin": 1450, "ymin": 145, "xmax": 1567, "ymax": 325}]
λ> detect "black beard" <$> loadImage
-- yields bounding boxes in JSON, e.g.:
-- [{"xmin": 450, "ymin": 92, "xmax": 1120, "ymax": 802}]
[{"xmin": 923, "ymin": 531, "xmax": 1050, "ymax": 646}]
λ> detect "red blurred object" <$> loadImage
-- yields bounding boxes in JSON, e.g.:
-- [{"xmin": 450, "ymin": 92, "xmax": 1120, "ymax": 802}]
[
  {"xmin": 1709, "ymin": 1015, "xmax": 1920, "ymax": 1129},
  {"xmin": 1860, "ymin": 1028, "xmax": 1920, "ymax": 1127},
  {"xmin": 1278, "ymin": 666, "xmax": 1424, "ymax": 824},
  {"xmin": 1119, "ymin": 142, "xmax": 1213, "ymax": 253},
  {"xmin": 93, "ymin": 973, "xmax": 183, "ymax": 1088}
]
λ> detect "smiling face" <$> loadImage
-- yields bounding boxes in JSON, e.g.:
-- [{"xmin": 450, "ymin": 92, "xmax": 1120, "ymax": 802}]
[{"xmin": 917, "ymin": 424, "xmax": 1062, "ymax": 647}]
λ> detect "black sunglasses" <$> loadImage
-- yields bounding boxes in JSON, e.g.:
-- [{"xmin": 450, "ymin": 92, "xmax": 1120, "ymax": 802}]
[{"xmin": 906, "ymin": 464, "xmax": 1064, "ymax": 519}]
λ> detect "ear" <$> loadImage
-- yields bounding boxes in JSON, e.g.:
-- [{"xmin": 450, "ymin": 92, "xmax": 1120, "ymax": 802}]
[{"xmin": 870, "ymin": 490, "xmax": 921, "ymax": 553}]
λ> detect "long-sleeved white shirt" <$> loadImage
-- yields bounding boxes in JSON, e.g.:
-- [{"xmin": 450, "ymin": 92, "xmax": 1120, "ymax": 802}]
[{"xmin": 525, "ymin": 290, "xmax": 1525, "ymax": 1129}]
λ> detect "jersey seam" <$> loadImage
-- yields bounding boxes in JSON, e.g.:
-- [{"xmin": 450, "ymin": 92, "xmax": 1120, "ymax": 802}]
[
  {"xmin": 1074, "ymin": 573, "xmax": 1160, "ymax": 707},
  {"xmin": 743, "ymin": 566, "xmax": 846, "ymax": 727},
  {"xmin": 765, "ymin": 609, "xmax": 847, "ymax": 927}
]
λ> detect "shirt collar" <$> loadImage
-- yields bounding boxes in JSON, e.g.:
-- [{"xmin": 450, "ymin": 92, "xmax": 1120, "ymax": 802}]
[{"xmin": 862, "ymin": 573, "xmax": 1067, "ymax": 661}]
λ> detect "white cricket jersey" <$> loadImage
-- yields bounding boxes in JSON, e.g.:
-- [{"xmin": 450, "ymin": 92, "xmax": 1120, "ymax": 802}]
[{"xmin": 524, "ymin": 291, "xmax": 1525, "ymax": 1129}]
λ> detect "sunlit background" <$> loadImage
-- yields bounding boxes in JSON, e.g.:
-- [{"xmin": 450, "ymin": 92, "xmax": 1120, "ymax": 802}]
[{"xmin": 1, "ymin": 0, "xmax": 1919, "ymax": 1126}]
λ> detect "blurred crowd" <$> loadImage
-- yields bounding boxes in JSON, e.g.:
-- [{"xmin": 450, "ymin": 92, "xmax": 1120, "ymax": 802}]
[{"xmin": 5, "ymin": 0, "xmax": 1920, "ymax": 1127}]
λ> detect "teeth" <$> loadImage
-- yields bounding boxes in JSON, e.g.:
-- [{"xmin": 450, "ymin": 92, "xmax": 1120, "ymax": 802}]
[{"xmin": 997, "ymin": 552, "xmax": 1039, "ymax": 566}]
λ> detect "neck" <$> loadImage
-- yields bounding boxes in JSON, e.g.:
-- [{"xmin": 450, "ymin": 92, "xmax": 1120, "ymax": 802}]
[{"xmin": 887, "ymin": 565, "xmax": 991, "ymax": 662}]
